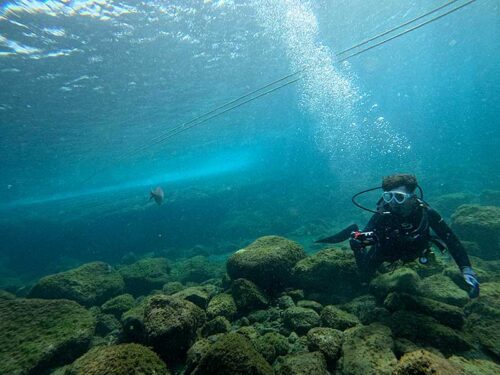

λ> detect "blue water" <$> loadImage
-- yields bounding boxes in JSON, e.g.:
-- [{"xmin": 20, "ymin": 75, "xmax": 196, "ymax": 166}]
[{"xmin": 0, "ymin": 0, "xmax": 498, "ymax": 281}]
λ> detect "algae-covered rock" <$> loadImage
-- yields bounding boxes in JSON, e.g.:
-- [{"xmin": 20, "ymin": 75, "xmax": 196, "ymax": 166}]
[
  {"xmin": 201, "ymin": 316, "xmax": 231, "ymax": 337},
  {"xmin": 297, "ymin": 299, "xmax": 323, "ymax": 312},
  {"xmin": 276, "ymin": 295, "xmax": 295, "ymax": 309},
  {"xmin": 28, "ymin": 262, "xmax": 124, "ymax": 307},
  {"xmin": 121, "ymin": 297, "xmax": 149, "ymax": 341},
  {"xmin": 292, "ymin": 248, "xmax": 361, "ymax": 303},
  {"xmin": 369, "ymin": 267, "xmax": 421, "ymax": 301},
  {"xmin": 93, "ymin": 310, "xmax": 121, "ymax": 337},
  {"xmin": 162, "ymin": 281, "xmax": 184, "ymax": 295},
  {"xmin": 275, "ymin": 351, "xmax": 330, "ymax": 375},
  {"xmin": 65, "ymin": 343, "xmax": 170, "ymax": 375},
  {"xmin": 307, "ymin": 327, "xmax": 343, "ymax": 367},
  {"xmin": 0, "ymin": 298, "xmax": 95, "ymax": 375},
  {"xmin": 185, "ymin": 338, "xmax": 212, "ymax": 375},
  {"xmin": 320, "ymin": 305, "xmax": 360, "ymax": 331},
  {"xmin": 449, "ymin": 355, "xmax": 500, "ymax": 375},
  {"xmin": 231, "ymin": 278, "xmax": 269, "ymax": 312},
  {"xmin": 144, "ymin": 295, "xmax": 206, "ymax": 362},
  {"xmin": 451, "ymin": 204, "xmax": 500, "ymax": 260},
  {"xmin": 118, "ymin": 257, "xmax": 171, "ymax": 296},
  {"xmin": 172, "ymin": 286, "xmax": 209, "ymax": 309},
  {"xmin": 419, "ymin": 273, "xmax": 469, "ymax": 307},
  {"xmin": 283, "ymin": 306, "xmax": 321, "ymax": 335},
  {"xmin": 341, "ymin": 294, "xmax": 390, "ymax": 325},
  {"xmin": 206, "ymin": 292, "xmax": 237, "ymax": 320},
  {"xmin": 339, "ymin": 323, "xmax": 397, "ymax": 375},
  {"xmin": 227, "ymin": 236, "xmax": 306, "ymax": 293},
  {"xmin": 384, "ymin": 292, "xmax": 465, "ymax": 328},
  {"xmin": 0, "ymin": 289, "xmax": 15, "ymax": 300},
  {"xmin": 191, "ymin": 332, "xmax": 274, "ymax": 375},
  {"xmin": 171, "ymin": 256, "xmax": 224, "ymax": 284},
  {"xmin": 101, "ymin": 293, "xmax": 135, "ymax": 318},
  {"xmin": 431, "ymin": 193, "xmax": 475, "ymax": 218},
  {"xmin": 389, "ymin": 310, "xmax": 472, "ymax": 353},
  {"xmin": 254, "ymin": 331, "xmax": 290, "ymax": 363},
  {"xmin": 393, "ymin": 349, "xmax": 464, "ymax": 375}
]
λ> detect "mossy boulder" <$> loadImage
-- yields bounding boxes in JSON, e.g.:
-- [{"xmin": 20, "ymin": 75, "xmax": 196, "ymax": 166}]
[
  {"xmin": 254, "ymin": 332, "xmax": 290, "ymax": 363},
  {"xmin": 101, "ymin": 293, "xmax": 135, "ymax": 318},
  {"xmin": 339, "ymin": 323, "xmax": 397, "ymax": 375},
  {"xmin": 388, "ymin": 310, "xmax": 472, "ymax": 353},
  {"xmin": 162, "ymin": 281, "xmax": 184, "ymax": 295},
  {"xmin": 172, "ymin": 286, "xmax": 209, "ymax": 309},
  {"xmin": 0, "ymin": 289, "xmax": 15, "ymax": 300},
  {"xmin": 121, "ymin": 297, "xmax": 149, "ymax": 341},
  {"xmin": 201, "ymin": 316, "xmax": 231, "ymax": 337},
  {"xmin": 231, "ymin": 278, "xmax": 269, "ymax": 313},
  {"xmin": 275, "ymin": 351, "xmax": 329, "ymax": 375},
  {"xmin": 118, "ymin": 257, "xmax": 171, "ymax": 296},
  {"xmin": 451, "ymin": 204, "xmax": 500, "ymax": 260},
  {"xmin": 384, "ymin": 292, "xmax": 465, "ymax": 328},
  {"xmin": 449, "ymin": 355, "xmax": 500, "ymax": 375},
  {"xmin": 292, "ymin": 248, "xmax": 361, "ymax": 304},
  {"xmin": 369, "ymin": 267, "xmax": 421, "ymax": 301},
  {"xmin": 283, "ymin": 306, "xmax": 321, "ymax": 335},
  {"xmin": 93, "ymin": 310, "xmax": 121, "ymax": 337},
  {"xmin": 28, "ymin": 262, "xmax": 124, "ymax": 307},
  {"xmin": 419, "ymin": 273, "xmax": 469, "ymax": 307},
  {"xmin": 144, "ymin": 295, "xmax": 206, "ymax": 362},
  {"xmin": 297, "ymin": 299, "xmax": 322, "ymax": 312},
  {"xmin": 393, "ymin": 349, "xmax": 463, "ymax": 375},
  {"xmin": 320, "ymin": 305, "xmax": 360, "ymax": 331},
  {"xmin": 341, "ymin": 294, "xmax": 390, "ymax": 325},
  {"xmin": 185, "ymin": 338, "xmax": 212, "ymax": 375},
  {"xmin": 431, "ymin": 193, "xmax": 474, "ymax": 218},
  {"xmin": 0, "ymin": 298, "xmax": 95, "ymax": 375},
  {"xmin": 191, "ymin": 332, "xmax": 274, "ymax": 375},
  {"xmin": 171, "ymin": 256, "xmax": 224, "ymax": 284},
  {"xmin": 206, "ymin": 292, "xmax": 237, "ymax": 320},
  {"xmin": 65, "ymin": 343, "xmax": 170, "ymax": 375},
  {"xmin": 307, "ymin": 327, "xmax": 343, "ymax": 368},
  {"xmin": 227, "ymin": 236, "xmax": 306, "ymax": 293}
]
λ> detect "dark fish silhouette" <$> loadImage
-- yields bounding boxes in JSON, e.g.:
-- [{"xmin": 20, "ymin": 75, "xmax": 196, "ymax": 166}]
[{"xmin": 149, "ymin": 186, "xmax": 164, "ymax": 206}]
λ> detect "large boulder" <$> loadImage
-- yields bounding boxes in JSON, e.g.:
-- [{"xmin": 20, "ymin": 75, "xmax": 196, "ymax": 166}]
[
  {"xmin": 144, "ymin": 295, "xmax": 206, "ymax": 362},
  {"xmin": 419, "ymin": 273, "xmax": 469, "ymax": 307},
  {"xmin": 28, "ymin": 262, "xmax": 124, "ymax": 307},
  {"xmin": 292, "ymin": 248, "xmax": 361, "ymax": 303},
  {"xmin": 231, "ymin": 278, "xmax": 269, "ymax": 313},
  {"xmin": 227, "ymin": 236, "xmax": 306, "ymax": 293},
  {"xmin": 449, "ymin": 355, "xmax": 500, "ymax": 375},
  {"xmin": 118, "ymin": 257, "xmax": 171, "ymax": 296},
  {"xmin": 170, "ymin": 256, "xmax": 224, "ymax": 284},
  {"xmin": 320, "ymin": 305, "xmax": 360, "ymax": 331},
  {"xmin": 206, "ymin": 292, "xmax": 237, "ymax": 320},
  {"xmin": 101, "ymin": 293, "xmax": 135, "ymax": 318},
  {"xmin": 384, "ymin": 292, "xmax": 465, "ymax": 329},
  {"xmin": 388, "ymin": 310, "xmax": 472, "ymax": 354},
  {"xmin": 369, "ymin": 267, "xmax": 421, "ymax": 301},
  {"xmin": 172, "ymin": 286, "xmax": 210, "ymax": 309},
  {"xmin": 393, "ymin": 349, "xmax": 464, "ymax": 375},
  {"xmin": 253, "ymin": 332, "xmax": 290, "ymax": 364},
  {"xmin": 431, "ymin": 193, "xmax": 474, "ymax": 218},
  {"xmin": 283, "ymin": 306, "xmax": 321, "ymax": 335},
  {"xmin": 307, "ymin": 327, "xmax": 343, "ymax": 368},
  {"xmin": 275, "ymin": 351, "xmax": 330, "ymax": 375},
  {"xmin": 339, "ymin": 323, "xmax": 397, "ymax": 375},
  {"xmin": 341, "ymin": 295, "xmax": 390, "ymax": 325},
  {"xmin": 0, "ymin": 298, "xmax": 95, "ymax": 375},
  {"xmin": 65, "ymin": 343, "xmax": 170, "ymax": 375},
  {"xmin": 451, "ymin": 204, "xmax": 500, "ymax": 260},
  {"xmin": 191, "ymin": 333, "xmax": 274, "ymax": 375}
]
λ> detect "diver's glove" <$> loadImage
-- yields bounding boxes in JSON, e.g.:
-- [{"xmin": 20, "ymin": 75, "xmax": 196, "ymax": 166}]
[
  {"xmin": 461, "ymin": 266, "xmax": 480, "ymax": 298},
  {"xmin": 349, "ymin": 237, "xmax": 363, "ymax": 252}
]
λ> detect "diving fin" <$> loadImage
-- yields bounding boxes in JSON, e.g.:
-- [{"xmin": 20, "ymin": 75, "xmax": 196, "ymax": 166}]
[{"xmin": 315, "ymin": 223, "xmax": 359, "ymax": 244}]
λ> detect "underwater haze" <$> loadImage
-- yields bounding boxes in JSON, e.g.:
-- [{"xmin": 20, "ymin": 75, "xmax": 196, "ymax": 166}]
[{"xmin": 0, "ymin": 1, "xmax": 499, "ymax": 373}]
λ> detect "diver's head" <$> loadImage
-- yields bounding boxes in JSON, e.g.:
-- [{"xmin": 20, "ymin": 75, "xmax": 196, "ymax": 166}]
[{"xmin": 380, "ymin": 174, "xmax": 419, "ymax": 217}]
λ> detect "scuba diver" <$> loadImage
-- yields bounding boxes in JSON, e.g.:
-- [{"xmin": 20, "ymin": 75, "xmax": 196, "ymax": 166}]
[{"xmin": 316, "ymin": 174, "xmax": 480, "ymax": 298}]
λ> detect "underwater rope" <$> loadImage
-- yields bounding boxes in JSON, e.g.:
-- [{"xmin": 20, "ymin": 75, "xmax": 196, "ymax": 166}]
[{"xmin": 85, "ymin": 0, "xmax": 477, "ymax": 182}]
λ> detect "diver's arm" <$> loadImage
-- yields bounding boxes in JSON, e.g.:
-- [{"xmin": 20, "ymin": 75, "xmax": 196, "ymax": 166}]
[{"xmin": 428, "ymin": 208, "xmax": 471, "ymax": 269}]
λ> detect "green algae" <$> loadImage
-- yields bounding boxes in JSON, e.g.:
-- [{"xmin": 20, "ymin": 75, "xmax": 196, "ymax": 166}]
[
  {"xmin": 206, "ymin": 292, "xmax": 237, "ymax": 320},
  {"xmin": 118, "ymin": 257, "xmax": 171, "ymax": 296},
  {"xmin": 0, "ymin": 298, "xmax": 95, "ymax": 375},
  {"xmin": 65, "ymin": 343, "xmax": 169, "ymax": 375},
  {"xmin": 28, "ymin": 262, "xmax": 124, "ymax": 307},
  {"xmin": 101, "ymin": 293, "xmax": 135, "ymax": 318}
]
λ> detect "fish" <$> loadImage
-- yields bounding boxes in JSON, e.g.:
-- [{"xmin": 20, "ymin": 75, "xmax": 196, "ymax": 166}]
[{"xmin": 149, "ymin": 186, "xmax": 164, "ymax": 206}]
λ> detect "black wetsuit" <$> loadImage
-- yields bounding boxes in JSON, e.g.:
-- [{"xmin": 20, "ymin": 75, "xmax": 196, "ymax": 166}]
[{"xmin": 353, "ymin": 203, "xmax": 471, "ymax": 278}]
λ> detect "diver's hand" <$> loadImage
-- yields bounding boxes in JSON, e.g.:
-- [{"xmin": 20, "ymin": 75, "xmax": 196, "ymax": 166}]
[
  {"xmin": 349, "ymin": 237, "xmax": 363, "ymax": 252},
  {"xmin": 462, "ymin": 266, "xmax": 480, "ymax": 298}
]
